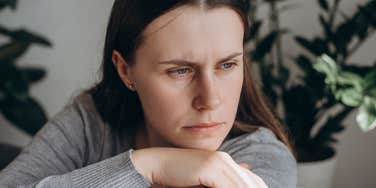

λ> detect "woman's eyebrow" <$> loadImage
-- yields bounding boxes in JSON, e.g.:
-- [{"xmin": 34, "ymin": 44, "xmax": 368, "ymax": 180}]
[{"xmin": 157, "ymin": 52, "xmax": 243, "ymax": 66}]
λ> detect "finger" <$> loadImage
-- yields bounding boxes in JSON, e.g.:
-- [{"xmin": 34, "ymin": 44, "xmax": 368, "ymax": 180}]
[
  {"xmin": 221, "ymin": 158, "xmax": 257, "ymax": 188},
  {"xmin": 223, "ymin": 166, "xmax": 250, "ymax": 188},
  {"xmin": 221, "ymin": 156, "xmax": 253, "ymax": 188},
  {"xmin": 233, "ymin": 165, "xmax": 260, "ymax": 187},
  {"xmin": 238, "ymin": 162, "xmax": 250, "ymax": 170},
  {"xmin": 239, "ymin": 167, "xmax": 269, "ymax": 188},
  {"xmin": 199, "ymin": 168, "xmax": 234, "ymax": 188}
]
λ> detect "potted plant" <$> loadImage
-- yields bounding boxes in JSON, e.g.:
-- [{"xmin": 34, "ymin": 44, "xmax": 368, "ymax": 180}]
[
  {"xmin": 246, "ymin": 0, "xmax": 376, "ymax": 187},
  {"xmin": 0, "ymin": 0, "xmax": 52, "ymax": 170}
]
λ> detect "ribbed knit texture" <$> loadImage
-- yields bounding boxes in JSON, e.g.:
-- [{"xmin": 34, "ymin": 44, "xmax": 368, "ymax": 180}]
[{"xmin": 0, "ymin": 93, "xmax": 297, "ymax": 187}]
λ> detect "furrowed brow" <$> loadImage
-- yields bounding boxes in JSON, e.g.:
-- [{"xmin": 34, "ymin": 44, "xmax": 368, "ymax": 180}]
[{"xmin": 158, "ymin": 52, "xmax": 243, "ymax": 66}]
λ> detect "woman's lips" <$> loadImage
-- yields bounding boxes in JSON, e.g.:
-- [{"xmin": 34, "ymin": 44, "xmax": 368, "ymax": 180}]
[
  {"xmin": 183, "ymin": 122, "xmax": 225, "ymax": 133},
  {"xmin": 184, "ymin": 122, "xmax": 224, "ymax": 128}
]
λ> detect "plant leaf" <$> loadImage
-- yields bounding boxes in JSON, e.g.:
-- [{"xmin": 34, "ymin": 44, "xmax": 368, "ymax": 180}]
[
  {"xmin": 317, "ymin": 0, "xmax": 329, "ymax": 11},
  {"xmin": 296, "ymin": 55, "xmax": 328, "ymax": 101},
  {"xmin": 252, "ymin": 31, "xmax": 278, "ymax": 61},
  {"xmin": 354, "ymin": 6, "xmax": 370, "ymax": 40},
  {"xmin": 295, "ymin": 36, "xmax": 327, "ymax": 56},
  {"xmin": 312, "ymin": 107, "xmax": 352, "ymax": 149},
  {"xmin": 354, "ymin": 1, "xmax": 376, "ymax": 35},
  {"xmin": 283, "ymin": 85, "xmax": 318, "ymax": 146},
  {"xmin": 342, "ymin": 64, "xmax": 373, "ymax": 77},
  {"xmin": 249, "ymin": 20, "xmax": 262, "ymax": 40},
  {"xmin": 336, "ymin": 88, "xmax": 363, "ymax": 107},
  {"xmin": 319, "ymin": 14, "xmax": 334, "ymax": 43},
  {"xmin": 259, "ymin": 60, "xmax": 278, "ymax": 107},
  {"xmin": 356, "ymin": 97, "xmax": 376, "ymax": 132},
  {"xmin": 0, "ymin": 62, "xmax": 29, "ymax": 100},
  {"xmin": 334, "ymin": 19, "xmax": 355, "ymax": 57},
  {"xmin": 0, "ymin": 0, "xmax": 17, "ymax": 10},
  {"xmin": 313, "ymin": 37, "xmax": 330, "ymax": 55},
  {"xmin": 295, "ymin": 55, "xmax": 313, "ymax": 73},
  {"xmin": 20, "ymin": 67, "xmax": 46, "ymax": 83},
  {"xmin": 0, "ymin": 27, "xmax": 52, "ymax": 47},
  {"xmin": 278, "ymin": 64, "xmax": 290, "ymax": 85},
  {"xmin": 314, "ymin": 54, "xmax": 339, "ymax": 84},
  {"xmin": 0, "ymin": 41, "xmax": 30, "ymax": 62},
  {"xmin": 337, "ymin": 71, "xmax": 363, "ymax": 91},
  {"xmin": 0, "ymin": 97, "xmax": 46, "ymax": 135},
  {"xmin": 367, "ymin": 88, "xmax": 376, "ymax": 98},
  {"xmin": 364, "ymin": 69, "xmax": 376, "ymax": 91}
]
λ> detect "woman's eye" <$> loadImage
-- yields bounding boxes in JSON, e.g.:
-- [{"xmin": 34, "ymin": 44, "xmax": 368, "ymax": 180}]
[
  {"xmin": 168, "ymin": 67, "xmax": 194, "ymax": 78},
  {"xmin": 220, "ymin": 62, "xmax": 237, "ymax": 70}
]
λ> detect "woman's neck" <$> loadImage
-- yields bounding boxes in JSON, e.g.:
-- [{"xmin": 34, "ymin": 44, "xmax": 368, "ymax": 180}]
[
  {"xmin": 135, "ymin": 126, "xmax": 149, "ymax": 150},
  {"xmin": 135, "ymin": 123, "xmax": 172, "ymax": 149}
]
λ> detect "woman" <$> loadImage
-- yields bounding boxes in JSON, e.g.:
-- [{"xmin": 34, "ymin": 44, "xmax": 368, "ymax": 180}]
[{"xmin": 0, "ymin": 0, "xmax": 297, "ymax": 187}]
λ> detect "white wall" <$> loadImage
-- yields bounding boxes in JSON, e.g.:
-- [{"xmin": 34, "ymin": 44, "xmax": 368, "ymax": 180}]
[
  {"xmin": 0, "ymin": 0, "xmax": 112, "ymax": 145},
  {"xmin": 0, "ymin": 0, "xmax": 375, "ymax": 187}
]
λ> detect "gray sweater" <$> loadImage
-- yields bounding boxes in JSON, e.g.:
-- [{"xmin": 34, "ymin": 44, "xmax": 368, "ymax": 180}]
[{"xmin": 0, "ymin": 93, "xmax": 297, "ymax": 188}]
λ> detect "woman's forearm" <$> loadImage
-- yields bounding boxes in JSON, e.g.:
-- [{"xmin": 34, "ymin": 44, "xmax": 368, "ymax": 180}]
[{"xmin": 0, "ymin": 150, "xmax": 150, "ymax": 188}]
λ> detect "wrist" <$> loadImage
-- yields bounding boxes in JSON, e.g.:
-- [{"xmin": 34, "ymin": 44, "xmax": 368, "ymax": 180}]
[{"xmin": 131, "ymin": 148, "xmax": 159, "ymax": 184}]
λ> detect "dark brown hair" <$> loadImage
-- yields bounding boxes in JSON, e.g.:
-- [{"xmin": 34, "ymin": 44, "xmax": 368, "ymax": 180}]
[{"xmin": 87, "ymin": 0, "xmax": 296, "ymax": 157}]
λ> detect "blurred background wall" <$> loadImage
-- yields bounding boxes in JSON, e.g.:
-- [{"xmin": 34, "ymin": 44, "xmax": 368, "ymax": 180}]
[{"xmin": 0, "ymin": 0, "xmax": 375, "ymax": 187}]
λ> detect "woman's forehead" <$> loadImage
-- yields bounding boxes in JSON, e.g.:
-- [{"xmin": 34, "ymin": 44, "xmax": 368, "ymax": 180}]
[{"xmin": 137, "ymin": 5, "xmax": 245, "ymax": 62}]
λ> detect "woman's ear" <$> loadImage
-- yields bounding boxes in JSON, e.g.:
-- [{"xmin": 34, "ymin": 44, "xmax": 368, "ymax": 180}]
[{"xmin": 112, "ymin": 50, "xmax": 136, "ymax": 91}]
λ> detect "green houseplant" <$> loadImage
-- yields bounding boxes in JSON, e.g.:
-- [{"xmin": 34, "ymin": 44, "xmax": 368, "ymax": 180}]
[
  {"xmin": 246, "ymin": 1, "xmax": 375, "ymax": 186},
  {"xmin": 0, "ymin": 0, "xmax": 52, "ymax": 169},
  {"xmin": 247, "ymin": 0, "xmax": 376, "ymax": 163},
  {"xmin": 314, "ymin": 54, "xmax": 376, "ymax": 132}
]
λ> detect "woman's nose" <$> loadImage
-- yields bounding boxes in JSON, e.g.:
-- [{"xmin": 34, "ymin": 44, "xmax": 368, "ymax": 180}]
[{"xmin": 192, "ymin": 75, "xmax": 222, "ymax": 111}]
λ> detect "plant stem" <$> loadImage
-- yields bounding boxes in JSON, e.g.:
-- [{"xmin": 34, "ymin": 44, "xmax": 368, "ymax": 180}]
[
  {"xmin": 249, "ymin": 0, "xmax": 257, "ymax": 24},
  {"xmin": 250, "ymin": 0, "xmax": 259, "ymax": 43},
  {"xmin": 328, "ymin": 0, "xmax": 341, "ymax": 64},
  {"xmin": 328, "ymin": 0, "xmax": 340, "ymax": 30},
  {"xmin": 269, "ymin": 1, "xmax": 283, "ymax": 75},
  {"xmin": 269, "ymin": 1, "xmax": 286, "ymax": 117},
  {"xmin": 275, "ymin": 8, "xmax": 284, "ymax": 75}
]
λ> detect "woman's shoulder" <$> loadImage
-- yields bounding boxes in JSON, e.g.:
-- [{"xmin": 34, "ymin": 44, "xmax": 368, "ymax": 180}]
[
  {"xmin": 49, "ymin": 92, "xmax": 104, "ymax": 132},
  {"xmin": 220, "ymin": 126, "xmax": 295, "ymax": 160},
  {"xmin": 220, "ymin": 126, "xmax": 280, "ymax": 150},
  {"xmin": 219, "ymin": 126, "xmax": 297, "ymax": 187},
  {"xmin": 41, "ymin": 92, "xmax": 123, "ymax": 160}
]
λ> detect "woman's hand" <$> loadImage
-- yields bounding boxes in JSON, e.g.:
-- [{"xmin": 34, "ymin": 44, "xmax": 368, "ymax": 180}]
[
  {"xmin": 237, "ymin": 163, "xmax": 269, "ymax": 188},
  {"xmin": 131, "ymin": 147, "xmax": 268, "ymax": 188},
  {"xmin": 176, "ymin": 163, "xmax": 267, "ymax": 188}
]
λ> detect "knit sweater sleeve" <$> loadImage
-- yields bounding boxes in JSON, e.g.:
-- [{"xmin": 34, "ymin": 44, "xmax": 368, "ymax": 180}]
[
  {"xmin": 0, "ymin": 100, "xmax": 150, "ymax": 188},
  {"xmin": 219, "ymin": 127, "xmax": 298, "ymax": 188}
]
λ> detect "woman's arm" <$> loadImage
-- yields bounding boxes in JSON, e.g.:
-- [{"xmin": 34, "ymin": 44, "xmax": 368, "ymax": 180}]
[
  {"xmin": 131, "ymin": 147, "xmax": 268, "ymax": 188},
  {"xmin": 219, "ymin": 127, "xmax": 298, "ymax": 188},
  {"xmin": 0, "ymin": 102, "xmax": 150, "ymax": 188},
  {"xmin": 1, "ymin": 146, "xmax": 149, "ymax": 188}
]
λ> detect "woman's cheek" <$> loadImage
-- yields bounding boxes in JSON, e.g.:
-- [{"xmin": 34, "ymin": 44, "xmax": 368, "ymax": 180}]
[{"xmin": 143, "ymin": 82, "xmax": 188, "ymax": 123}]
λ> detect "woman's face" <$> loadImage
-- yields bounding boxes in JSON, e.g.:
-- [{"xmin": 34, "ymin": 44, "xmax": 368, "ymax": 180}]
[{"xmin": 115, "ymin": 5, "xmax": 244, "ymax": 151}]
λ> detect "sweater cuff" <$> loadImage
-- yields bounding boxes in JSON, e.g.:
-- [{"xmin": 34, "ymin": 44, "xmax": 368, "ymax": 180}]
[{"xmin": 70, "ymin": 149, "xmax": 151, "ymax": 187}]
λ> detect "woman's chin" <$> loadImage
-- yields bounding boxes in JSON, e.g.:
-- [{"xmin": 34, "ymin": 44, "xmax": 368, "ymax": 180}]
[{"xmin": 173, "ymin": 139, "xmax": 223, "ymax": 151}]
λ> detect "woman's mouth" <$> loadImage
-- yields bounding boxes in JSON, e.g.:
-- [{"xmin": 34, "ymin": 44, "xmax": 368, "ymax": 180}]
[{"xmin": 183, "ymin": 122, "xmax": 224, "ymax": 133}]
